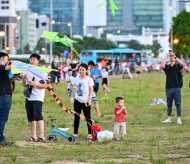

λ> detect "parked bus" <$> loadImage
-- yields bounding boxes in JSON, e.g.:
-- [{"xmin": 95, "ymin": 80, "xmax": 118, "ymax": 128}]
[{"xmin": 80, "ymin": 48, "xmax": 141, "ymax": 65}]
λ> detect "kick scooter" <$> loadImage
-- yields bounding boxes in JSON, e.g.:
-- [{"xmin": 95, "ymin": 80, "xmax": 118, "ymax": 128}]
[{"xmin": 47, "ymin": 119, "xmax": 75, "ymax": 142}]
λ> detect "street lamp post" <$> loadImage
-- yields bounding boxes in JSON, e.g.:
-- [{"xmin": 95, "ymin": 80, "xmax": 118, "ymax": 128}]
[
  {"xmin": 50, "ymin": 0, "xmax": 53, "ymax": 64},
  {"xmin": 67, "ymin": 22, "xmax": 72, "ymax": 38},
  {"xmin": 170, "ymin": 5, "xmax": 174, "ymax": 50},
  {"xmin": 0, "ymin": 22, "xmax": 16, "ymax": 53},
  {"xmin": 83, "ymin": 25, "xmax": 86, "ymax": 36},
  {"xmin": 0, "ymin": 31, "xmax": 5, "ymax": 51},
  {"xmin": 16, "ymin": 16, "xmax": 21, "ymax": 52}
]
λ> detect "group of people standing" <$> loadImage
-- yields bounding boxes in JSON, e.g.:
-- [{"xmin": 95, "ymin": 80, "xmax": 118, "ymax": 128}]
[{"xmin": 0, "ymin": 49, "xmax": 184, "ymax": 145}]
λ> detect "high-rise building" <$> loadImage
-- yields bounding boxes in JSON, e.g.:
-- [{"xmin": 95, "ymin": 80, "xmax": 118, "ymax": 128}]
[
  {"xmin": 0, "ymin": 0, "xmax": 17, "ymax": 54},
  {"xmin": 133, "ymin": 0, "xmax": 164, "ymax": 29},
  {"xmin": 102, "ymin": 0, "xmax": 136, "ymax": 36},
  {"xmin": 132, "ymin": 0, "xmax": 178, "ymax": 33},
  {"xmin": 104, "ymin": 0, "xmax": 179, "ymax": 36},
  {"xmin": 28, "ymin": 0, "xmax": 84, "ymax": 35}
]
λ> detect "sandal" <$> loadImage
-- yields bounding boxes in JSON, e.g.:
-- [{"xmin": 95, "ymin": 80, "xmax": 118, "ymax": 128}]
[
  {"xmin": 26, "ymin": 137, "xmax": 38, "ymax": 142},
  {"xmin": 34, "ymin": 137, "xmax": 46, "ymax": 143},
  {"xmin": 73, "ymin": 134, "xmax": 78, "ymax": 138},
  {"xmin": 87, "ymin": 135, "xmax": 92, "ymax": 139}
]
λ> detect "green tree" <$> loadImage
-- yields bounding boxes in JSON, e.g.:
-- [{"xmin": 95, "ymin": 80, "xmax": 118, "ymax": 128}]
[
  {"xmin": 126, "ymin": 40, "xmax": 161, "ymax": 57},
  {"xmin": 34, "ymin": 33, "xmax": 118, "ymax": 59},
  {"xmin": 149, "ymin": 43, "xmax": 162, "ymax": 57},
  {"xmin": 171, "ymin": 10, "xmax": 190, "ymax": 56},
  {"xmin": 23, "ymin": 44, "xmax": 32, "ymax": 54},
  {"xmin": 126, "ymin": 40, "xmax": 145, "ymax": 50},
  {"xmin": 34, "ymin": 38, "xmax": 49, "ymax": 54}
]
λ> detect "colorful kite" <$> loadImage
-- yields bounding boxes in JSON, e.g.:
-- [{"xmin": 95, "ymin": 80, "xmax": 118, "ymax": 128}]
[
  {"xmin": 11, "ymin": 60, "xmax": 54, "ymax": 80},
  {"xmin": 41, "ymin": 31, "xmax": 86, "ymax": 63},
  {"xmin": 97, "ymin": 0, "xmax": 118, "ymax": 16},
  {"xmin": 41, "ymin": 31, "xmax": 76, "ymax": 47}
]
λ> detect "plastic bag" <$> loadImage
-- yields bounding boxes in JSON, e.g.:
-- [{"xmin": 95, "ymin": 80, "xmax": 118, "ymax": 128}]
[{"xmin": 97, "ymin": 130, "xmax": 113, "ymax": 142}]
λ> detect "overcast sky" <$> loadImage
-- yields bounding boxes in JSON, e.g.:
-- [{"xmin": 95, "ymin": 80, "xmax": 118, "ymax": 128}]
[{"xmin": 16, "ymin": 0, "xmax": 27, "ymax": 10}]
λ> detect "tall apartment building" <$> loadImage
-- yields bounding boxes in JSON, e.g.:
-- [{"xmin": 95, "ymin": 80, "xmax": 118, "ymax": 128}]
[
  {"xmin": 0, "ymin": 0, "xmax": 17, "ymax": 54},
  {"xmin": 28, "ymin": 0, "xmax": 84, "ymax": 35}
]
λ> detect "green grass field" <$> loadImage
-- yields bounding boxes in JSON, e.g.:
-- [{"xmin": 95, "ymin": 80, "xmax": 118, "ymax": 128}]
[{"xmin": 0, "ymin": 72, "xmax": 190, "ymax": 164}]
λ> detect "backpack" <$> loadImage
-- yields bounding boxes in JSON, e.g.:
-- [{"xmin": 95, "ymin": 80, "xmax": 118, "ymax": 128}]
[
  {"xmin": 91, "ymin": 124, "xmax": 103, "ymax": 141},
  {"xmin": 165, "ymin": 64, "xmax": 183, "ymax": 88}
]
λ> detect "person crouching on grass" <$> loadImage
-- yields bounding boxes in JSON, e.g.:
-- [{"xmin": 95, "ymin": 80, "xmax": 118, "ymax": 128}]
[
  {"xmin": 113, "ymin": 97, "xmax": 127, "ymax": 141},
  {"xmin": 70, "ymin": 63, "xmax": 94, "ymax": 139}
]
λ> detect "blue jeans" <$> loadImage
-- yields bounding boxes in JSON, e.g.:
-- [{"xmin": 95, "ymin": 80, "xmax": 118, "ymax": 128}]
[
  {"xmin": 0, "ymin": 96, "xmax": 12, "ymax": 142},
  {"xmin": 166, "ymin": 88, "xmax": 181, "ymax": 116}
]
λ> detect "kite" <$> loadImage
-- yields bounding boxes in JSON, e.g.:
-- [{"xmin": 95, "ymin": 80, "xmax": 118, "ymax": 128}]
[
  {"xmin": 11, "ymin": 60, "xmax": 54, "ymax": 80},
  {"xmin": 97, "ymin": 0, "xmax": 118, "ymax": 16},
  {"xmin": 41, "ymin": 31, "xmax": 86, "ymax": 63}
]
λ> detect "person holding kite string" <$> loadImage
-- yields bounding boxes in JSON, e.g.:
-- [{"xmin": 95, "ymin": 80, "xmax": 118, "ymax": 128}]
[
  {"xmin": 161, "ymin": 50, "xmax": 184, "ymax": 124},
  {"xmin": 22, "ymin": 53, "xmax": 48, "ymax": 142},
  {"xmin": 0, "ymin": 52, "xmax": 20, "ymax": 146},
  {"xmin": 70, "ymin": 63, "xmax": 94, "ymax": 139}
]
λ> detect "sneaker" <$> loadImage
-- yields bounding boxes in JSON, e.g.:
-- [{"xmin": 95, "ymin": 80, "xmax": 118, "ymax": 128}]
[
  {"xmin": 113, "ymin": 138, "xmax": 120, "ymax": 141},
  {"xmin": 162, "ymin": 118, "xmax": 172, "ymax": 123},
  {"xmin": 121, "ymin": 137, "xmax": 126, "ymax": 140},
  {"xmin": 0, "ymin": 140, "xmax": 14, "ymax": 146},
  {"xmin": 177, "ymin": 119, "xmax": 182, "ymax": 125}
]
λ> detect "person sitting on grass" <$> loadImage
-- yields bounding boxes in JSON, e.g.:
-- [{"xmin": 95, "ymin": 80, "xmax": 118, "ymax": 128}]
[{"xmin": 113, "ymin": 97, "xmax": 127, "ymax": 141}]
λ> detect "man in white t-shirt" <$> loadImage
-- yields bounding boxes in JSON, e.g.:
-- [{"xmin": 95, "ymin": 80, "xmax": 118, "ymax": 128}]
[{"xmin": 22, "ymin": 53, "xmax": 48, "ymax": 142}]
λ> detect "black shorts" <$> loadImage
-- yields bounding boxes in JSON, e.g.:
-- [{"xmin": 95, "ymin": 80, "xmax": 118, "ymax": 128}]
[
  {"xmin": 102, "ymin": 78, "xmax": 108, "ymax": 85},
  {"xmin": 25, "ymin": 99, "xmax": 43, "ymax": 122}
]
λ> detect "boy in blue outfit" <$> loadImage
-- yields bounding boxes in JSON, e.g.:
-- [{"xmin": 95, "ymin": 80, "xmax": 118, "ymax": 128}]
[{"xmin": 91, "ymin": 64, "xmax": 101, "ymax": 94}]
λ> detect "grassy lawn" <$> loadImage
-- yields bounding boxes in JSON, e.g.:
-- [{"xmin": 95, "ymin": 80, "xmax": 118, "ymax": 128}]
[{"xmin": 0, "ymin": 72, "xmax": 190, "ymax": 164}]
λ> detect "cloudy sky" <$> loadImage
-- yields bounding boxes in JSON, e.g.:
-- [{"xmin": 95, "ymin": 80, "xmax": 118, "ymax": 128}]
[{"xmin": 16, "ymin": 0, "xmax": 27, "ymax": 10}]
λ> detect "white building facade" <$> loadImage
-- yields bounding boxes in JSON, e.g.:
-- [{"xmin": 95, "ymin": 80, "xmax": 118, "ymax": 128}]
[
  {"xmin": 17, "ymin": 10, "xmax": 38, "ymax": 52},
  {"xmin": 0, "ymin": 0, "xmax": 17, "ymax": 54}
]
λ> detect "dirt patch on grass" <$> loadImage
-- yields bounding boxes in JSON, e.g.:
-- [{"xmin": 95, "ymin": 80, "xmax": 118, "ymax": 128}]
[
  {"xmin": 15, "ymin": 141, "xmax": 50, "ymax": 147},
  {"xmin": 53, "ymin": 162, "xmax": 93, "ymax": 164}
]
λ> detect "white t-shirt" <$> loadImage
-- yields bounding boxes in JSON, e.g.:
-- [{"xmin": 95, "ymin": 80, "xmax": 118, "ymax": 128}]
[
  {"xmin": 71, "ymin": 76, "xmax": 94, "ymax": 103},
  {"xmin": 65, "ymin": 74, "xmax": 74, "ymax": 89},
  {"xmin": 26, "ymin": 73, "xmax": 48, "ymax": 102},
  {"xmin": 101, "ymin": 71, "xmax": 108, "ymax": 78},
  {"xmin": 63, "ymin": 66, "xmax": 69, "ymax": 73}
]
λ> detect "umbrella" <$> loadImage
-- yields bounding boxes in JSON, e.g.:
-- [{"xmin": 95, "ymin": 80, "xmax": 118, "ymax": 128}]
[
  {"xmin": 11, "ymin": 60, "xmax": 54, "ymax": 80},
  {"xmin": 96, "ymin": 0, "xmax": 118, "ymax": 16}
]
